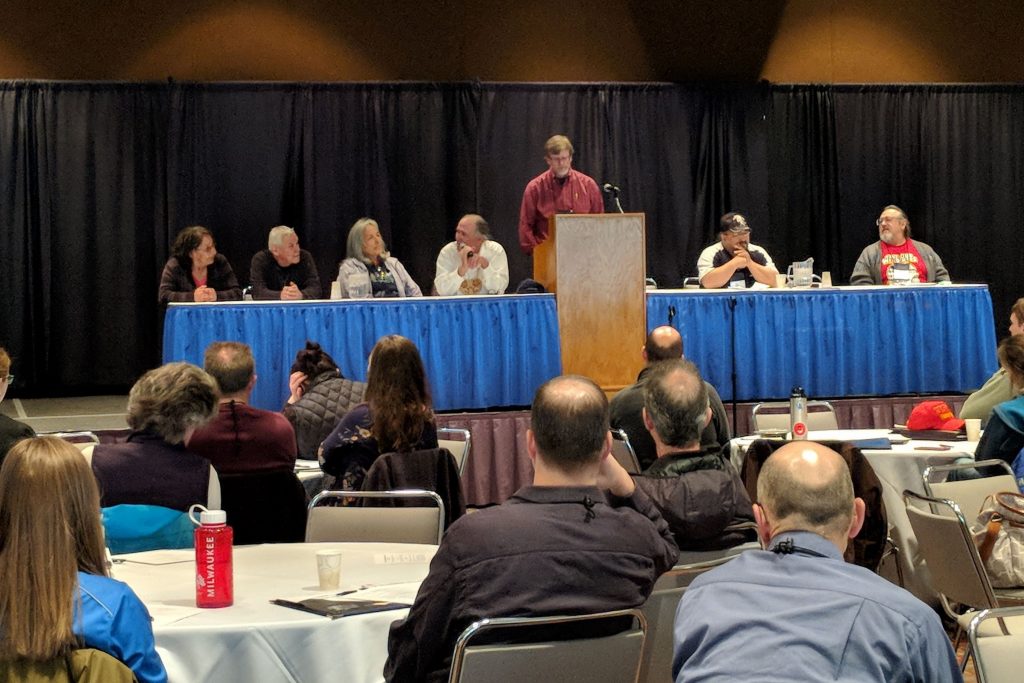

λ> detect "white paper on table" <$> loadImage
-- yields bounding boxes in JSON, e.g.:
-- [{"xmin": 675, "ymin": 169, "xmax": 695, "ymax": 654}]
[
  {"xmin": 146, "ymin": 603, "xmax": 205, "ymax": 626},
  {"xmin": 115, "ymin": 549, "xmax": 194, "ymax": 565},
  {"xmin": 374, "ymin": 552, "xmax": 432, "ymax": 565}
]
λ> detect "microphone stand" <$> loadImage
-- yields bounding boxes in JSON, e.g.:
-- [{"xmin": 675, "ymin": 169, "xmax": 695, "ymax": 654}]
[{"xmin": 728, "ymin": 296, "xmax": 739, "ymax": 436}]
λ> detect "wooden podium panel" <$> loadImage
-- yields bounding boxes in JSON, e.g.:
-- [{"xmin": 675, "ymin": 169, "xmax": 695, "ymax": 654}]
[{"xmin": 534, "ymin": 214, "xmax": 646, "ymax": 394}]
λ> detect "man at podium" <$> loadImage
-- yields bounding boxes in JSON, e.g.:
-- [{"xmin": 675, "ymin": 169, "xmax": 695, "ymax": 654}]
[{"xmin": 517, "ymin": 134, "xmax": 604, "ymax": 254}]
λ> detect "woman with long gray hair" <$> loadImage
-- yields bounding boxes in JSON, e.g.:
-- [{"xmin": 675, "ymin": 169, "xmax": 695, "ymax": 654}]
[{"xmin": 335, "ymin": 218, "xmax": 422, "ymax": 298}]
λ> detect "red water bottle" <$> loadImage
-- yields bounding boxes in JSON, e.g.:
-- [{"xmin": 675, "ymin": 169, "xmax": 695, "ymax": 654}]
[{"xmin": 190, "ymin": 505, "xmax": 233, "ymax": 608}]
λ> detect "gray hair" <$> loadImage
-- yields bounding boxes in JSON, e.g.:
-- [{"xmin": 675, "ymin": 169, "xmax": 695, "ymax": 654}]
[
  {"xmin": 127, "ymin": 362, "xmax": 219, "ymax": 443},
  {"xmin": 345, "ymin": 217, "xmax": 389, "ymax": 264},
  {"xmin": 881, "ymin": 204, "xmax": 911, "ymax": 237},
  {"xmin": 462, "ymin": 214, "xmax": 491, "ymax": 240},
  {"xmin": 757, "ymin": 444, "xmax": 855, "ymax": 538},
  {"xmin": 268, "ymin": 225, "xmax": 296, "ymax": 249},
  {"xmin": 643, "ymin": 359, "xmax": 708, "ymax": 448}
]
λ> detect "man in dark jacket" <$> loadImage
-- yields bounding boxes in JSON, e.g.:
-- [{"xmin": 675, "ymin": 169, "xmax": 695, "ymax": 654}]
[
  {"xmin": 610, "ymin": 325, "xmax": 730, "ymax": 470},
  {"xmin": 384, "ymin": 375, "xmax": 679, "ymax": 683},
  {"xmin": 632, "ymin": 359, "xmax": 755, "ymax": 551}
]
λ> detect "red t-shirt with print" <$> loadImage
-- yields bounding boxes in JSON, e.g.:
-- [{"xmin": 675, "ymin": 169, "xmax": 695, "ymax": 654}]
[{"xmin": 879, "ymin": 240, "xmax": 927, "ymax": 284}]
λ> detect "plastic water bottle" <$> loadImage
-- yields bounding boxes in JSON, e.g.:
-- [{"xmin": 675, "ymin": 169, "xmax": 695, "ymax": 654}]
[
  {"xmin": 789, "ymin": 386, "xmax": 808, "ymax": 440},
  {"xmin": 190, "ymin": 505, "xmax": 233, "ymax": 608}
]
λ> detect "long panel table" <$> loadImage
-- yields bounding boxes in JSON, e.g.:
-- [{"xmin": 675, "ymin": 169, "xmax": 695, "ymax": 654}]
[
  {"xmin": 162, "ymin": 294, "xmax": 562, "ymax": 411},
  {"xmin": 647, "ymin": 284, "xmax": 997, "ymax": 401},
  {"xmin": 163, "ymin": 285, "xmax": 996, "ymax": 411}
]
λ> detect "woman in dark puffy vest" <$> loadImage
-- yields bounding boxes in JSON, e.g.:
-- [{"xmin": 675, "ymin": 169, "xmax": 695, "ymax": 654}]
[{"xmin": 282, "ymin": 341, "xmax": 366, "ymax": 459}]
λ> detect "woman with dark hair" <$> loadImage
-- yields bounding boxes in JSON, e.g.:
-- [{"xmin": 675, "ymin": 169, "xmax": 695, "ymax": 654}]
[
  {"xmin": 282, "ymin": 341, "xmax": 366, "ymax": 459},
  {"xmin": 961, "ymin": 296, "xmax": 1024, "ymax": 425},
  {"xmin": 320, "ymin": 335, "xmax": 437, "ymax": 491},
  {"xmin": 975, "ymin": 335, "xmax": 1024, "ymax": 465},
  {"xmin": 158, "ymin": 225, "xmax": 242, "ymax": 303},
  {"xmin": 0, "ymin": 436, "xmax": 166, "ymax": 682},
  {"xmin": 335, "ymin": 218, "xmax": 422, "ymax": 298}
]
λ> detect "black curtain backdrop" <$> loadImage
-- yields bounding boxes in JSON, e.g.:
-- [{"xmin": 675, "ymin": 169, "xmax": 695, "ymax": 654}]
[{"xmin": 1, "ymin": 81, "xmax": 1021, "ymax": 396}]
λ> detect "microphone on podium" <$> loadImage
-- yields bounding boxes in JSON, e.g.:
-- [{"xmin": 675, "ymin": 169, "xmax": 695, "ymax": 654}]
[{"xmin": 602, "ymin": 182, "xmax": 624, "ymax": 213}]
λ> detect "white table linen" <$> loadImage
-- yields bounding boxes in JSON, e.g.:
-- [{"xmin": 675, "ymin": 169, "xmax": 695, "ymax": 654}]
[
  {"xmin": 731, "ymin": 430, "xmax": 978, "ymax": 602},
  {"xmin": 113, "ymin": 542, "xmax": 435, "ymax": 683}
]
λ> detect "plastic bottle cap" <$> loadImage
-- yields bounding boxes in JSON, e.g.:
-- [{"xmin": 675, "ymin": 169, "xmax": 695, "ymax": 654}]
[{"xmin": 200, "ymin": 509, "xmax": 227, "ymax": 525}]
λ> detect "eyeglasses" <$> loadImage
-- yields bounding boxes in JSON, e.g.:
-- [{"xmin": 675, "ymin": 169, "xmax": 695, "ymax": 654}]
[
  {"xmin": 1, "ymin": 375, "xmax": 12, "ymax": 384},
  {"xmin": 876, "ymin": 216, "xmax": 902, "ymax": 225}
]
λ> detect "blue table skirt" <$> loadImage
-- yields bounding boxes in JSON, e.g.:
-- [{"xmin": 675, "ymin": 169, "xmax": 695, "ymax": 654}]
[
  {"xmin": 164, "ymin": 286, "xmax": 997, "ymax": 410},
  {"xmin": 646, "ymin": 285, "xmax": 998, "ymax": 401},
  {"xmin": 162, "ymin": 295, "xmax": 562, "ymax": 411}
]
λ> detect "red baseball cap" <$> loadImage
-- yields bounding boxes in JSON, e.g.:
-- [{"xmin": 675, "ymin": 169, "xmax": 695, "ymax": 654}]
[{"xmin": 906, "ymin": 400, "xmax": 965, "ymax": 431}]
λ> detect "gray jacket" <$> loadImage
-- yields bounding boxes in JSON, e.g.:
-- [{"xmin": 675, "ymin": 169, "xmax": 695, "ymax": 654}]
[
  {"xmin": 335, "ymin": 256, "xmax": 422, "ymax": 298},
  {"xmin": 850, "ymin": 239, "xmax": 950, "ymax": 285}
]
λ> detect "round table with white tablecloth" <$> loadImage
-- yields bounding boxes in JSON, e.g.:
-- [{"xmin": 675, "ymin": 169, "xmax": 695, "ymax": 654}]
[{"xmin": 113, "ymin": 542, "xmax": 435, "ymax": 683}]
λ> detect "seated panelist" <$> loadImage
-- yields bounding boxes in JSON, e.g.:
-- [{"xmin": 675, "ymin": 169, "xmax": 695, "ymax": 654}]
[
  {"xmin": 434, "ymin": 214, "xmax": 509, "ymax": 296},
  {"xmin": 850, "ymin": 205, "xmax": 950, "ymax": 285},
  {"xmin": 158, "ymin": 225, "xmax": 242, "ymax": 303},
  {"xmin": 696, "ymin": 212, "xmax": 778, "ymax": 289},
  {"xmin": 249, "ymin": 225, "xmax": 321, "ymax": 300},
  {"xmin": 335, "ymin": 218, "xmax": 422, "ymax": 299}
]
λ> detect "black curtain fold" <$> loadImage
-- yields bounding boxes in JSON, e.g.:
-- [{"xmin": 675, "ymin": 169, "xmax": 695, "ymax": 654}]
[{"xmin": 1, "ymin": 80, "xmax": 1021, "ymax": 395}]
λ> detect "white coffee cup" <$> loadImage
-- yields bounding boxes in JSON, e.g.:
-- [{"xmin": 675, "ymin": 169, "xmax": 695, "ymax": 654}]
[
  {"xmin": 965, "ymin": 418, "xmax": 982, "ymax": 442},
  {"xmin": 316, "ymin": 549, "xmax": 343, "ymax": 590}
]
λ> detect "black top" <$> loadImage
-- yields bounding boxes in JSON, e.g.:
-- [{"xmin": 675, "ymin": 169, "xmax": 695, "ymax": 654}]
[{"xmin": 249, "ymin": 249, "xmax": 322, "ymax": 300}]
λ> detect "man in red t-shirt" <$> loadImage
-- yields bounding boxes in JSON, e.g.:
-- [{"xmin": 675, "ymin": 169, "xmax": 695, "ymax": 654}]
[{"xmin": 850, "ymin": 205, "xmax": 951, "ymax": 285}]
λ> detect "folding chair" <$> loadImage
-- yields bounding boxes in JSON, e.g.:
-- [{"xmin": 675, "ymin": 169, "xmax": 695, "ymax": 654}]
[
  {"xmin": 750, "ymin": 401, "xmax": 838, "ymax": 432},
  {"xmin": 306, "ymin": 489, "xmax": 445, "ymax": 545},
  {"xmin": 611, "ymin": 428, "xmax": 641, "ymax": 474},
  {"xmin": 437, "ymin": 427, "xmax": 472, "ymax": 475},
  {"xmin": 448, "ymin": 609, "xmax": 647, "ymax": 683},
  {"xmin": 637, "ymin": 542, "xmax": 757, "ymax": 683},
  {"xmin": 903, "ymin": 490, "xmax": 1024, "ymax": 670},
  {"xmin": 969, "ymin": 606, "xmax": 1024, "ymax": 683},
  {"xmin": 924, "ymin": 459, "xmax": 1017, "ymax": 520}
]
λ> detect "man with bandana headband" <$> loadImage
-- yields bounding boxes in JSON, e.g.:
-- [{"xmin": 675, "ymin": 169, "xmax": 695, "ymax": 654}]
[{"xmin": 696, "ymin": 212, "xmax": 778, "ymax": 289}]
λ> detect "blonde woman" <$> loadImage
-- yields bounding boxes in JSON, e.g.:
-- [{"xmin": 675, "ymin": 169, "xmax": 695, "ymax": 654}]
[{"xmin": 0, "ymin": 437, "xmax": 166, "ymax": 682}]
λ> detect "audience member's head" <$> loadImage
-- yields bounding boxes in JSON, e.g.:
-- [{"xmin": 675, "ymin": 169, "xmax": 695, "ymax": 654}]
[
  {"xmin": 999, "ymin": 335, "xmax": 1024, "ymax": 391},
  {"xmin": 1009, "ymin": 298, "xmax": 1024, "ymax": 337},
  {"xmin": 204, "ymin": 341, "xmax": 255, "ymax": 397},
  {"xmin": 643, "ymin": 359, "xmax": 709, "ymax": 450},
  {"xmin": 366, "ymin": 335, "xmax": 433, "ymax": 452},
  {"xmin": 0, "ymin": 436, "xmax": 108, "ymax": 660},
  {"xmin": 643, "ymin": 325, "xmax": 683, "ymax": 363},
  {"xmin": 171, "ymin": 225, "xmax": 214, "ymax": 270},
  {"xmin": 530, "ymin": 375, "xmax": 610, "ymax": 474},
  {"xmin": 127, "ymin": 362, "xmax": 219, "ymax": 444},
  {"xmin": 290, "ymin": 341, "xmax": 341, "ymax": 382},
  {"xmin": 756, "ymin": 441, "xmax": 864, "ymax": 550}
]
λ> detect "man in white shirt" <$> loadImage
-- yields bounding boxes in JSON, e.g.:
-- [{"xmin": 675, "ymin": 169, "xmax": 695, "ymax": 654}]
[
  {"xmin": 696, "ymin": 212, "xmax": 778, "ymax": 288},
  {"xmin": 434, "ymin": 214, "xmax": 509, "ymax": 295}
]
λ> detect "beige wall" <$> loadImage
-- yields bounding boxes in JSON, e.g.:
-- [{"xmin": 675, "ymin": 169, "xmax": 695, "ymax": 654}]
[{"xmin": 1, "ymin": 1, "xmax": 1022, "ymax": 82}]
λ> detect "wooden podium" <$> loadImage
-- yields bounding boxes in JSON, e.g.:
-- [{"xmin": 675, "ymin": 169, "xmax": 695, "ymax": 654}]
[{"xmin": 533, "ymin": 213, "xmax": 646, "ymax": 395}]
